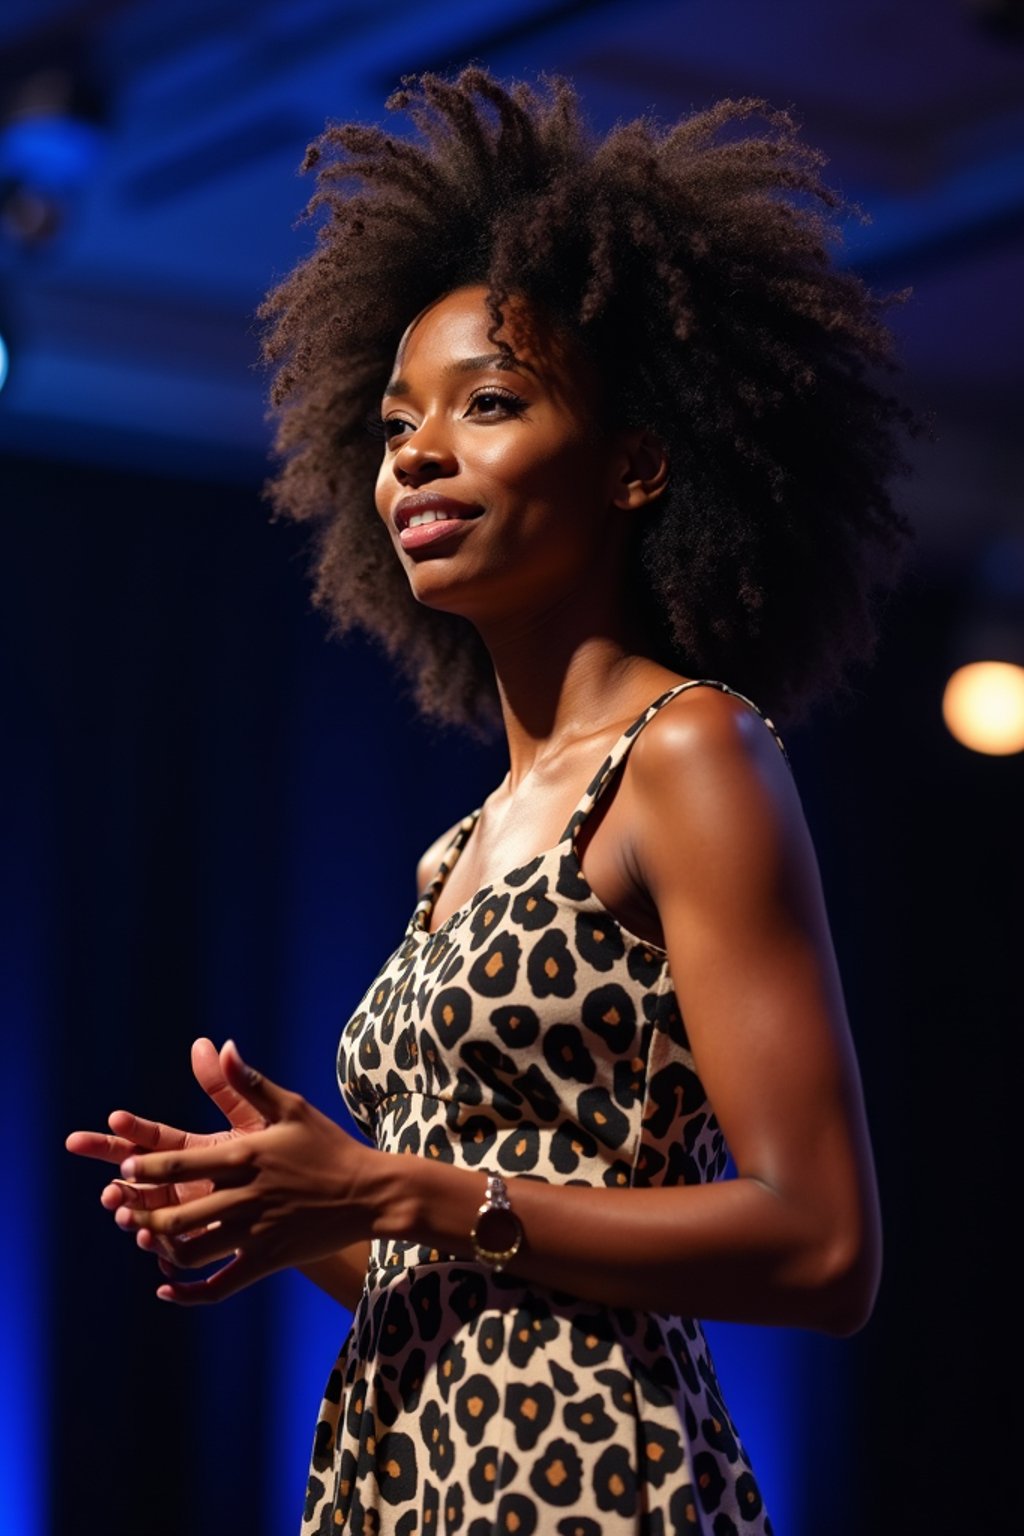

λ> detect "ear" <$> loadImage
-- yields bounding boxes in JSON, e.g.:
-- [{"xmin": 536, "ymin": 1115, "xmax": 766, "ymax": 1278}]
[{"xmin": 610, "ymin": 429, "xmax": 669, "ymax": 512}]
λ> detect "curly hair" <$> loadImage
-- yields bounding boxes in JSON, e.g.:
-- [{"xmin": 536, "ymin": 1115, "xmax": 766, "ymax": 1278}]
[{"xmin": 259, "ymin": 68, "xmax": 917, "ymax": 731}]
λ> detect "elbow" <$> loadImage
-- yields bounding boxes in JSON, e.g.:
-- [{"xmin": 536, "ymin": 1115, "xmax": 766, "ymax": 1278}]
[
  {"xmin": 760, "ymin": 1171, "xmax": 882, "ymax": 1334},
  {"xmin": 816, "ymin": 1277, "xmax": 876, "ymax": 1338},
  {"xmin": 807, "ymin": 1228, "xmax": 882, "ymax": 1338}
]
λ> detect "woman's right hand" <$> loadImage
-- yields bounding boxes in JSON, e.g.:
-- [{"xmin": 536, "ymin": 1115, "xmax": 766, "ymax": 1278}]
[{"xmin": 65, "ymin": 1036, "xmax": 268, "ymax": 1263}]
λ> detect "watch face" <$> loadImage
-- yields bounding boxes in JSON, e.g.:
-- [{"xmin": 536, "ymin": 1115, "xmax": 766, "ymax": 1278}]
[{"xmin": 474, "ymin": 1203, "xmax": 522, "ymax": 1256}]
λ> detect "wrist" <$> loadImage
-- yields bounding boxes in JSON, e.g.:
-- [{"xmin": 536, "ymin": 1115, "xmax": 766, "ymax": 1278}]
[
  {"xmin": 315, "ymin": 1137, "xmax": 392, "ymax": 1248},
  {"xmin": 368, "ymin": 1152, "xmax": 488, "ymax": 1257},
  {"xmin": 364, "ymin": 1150, "xmax": 433, "ymax": 1243}
]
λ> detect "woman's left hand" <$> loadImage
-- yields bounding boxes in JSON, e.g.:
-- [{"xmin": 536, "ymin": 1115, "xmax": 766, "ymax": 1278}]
[{"xmin": 114, "ymin": 1040, "xmax": 383, "ymax": 1305}]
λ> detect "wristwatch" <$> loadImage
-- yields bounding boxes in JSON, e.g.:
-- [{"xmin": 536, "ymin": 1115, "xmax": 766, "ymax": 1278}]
[{"xmin": 470, "ymin": 1172, "xmax": 524, "ymax": 1271}]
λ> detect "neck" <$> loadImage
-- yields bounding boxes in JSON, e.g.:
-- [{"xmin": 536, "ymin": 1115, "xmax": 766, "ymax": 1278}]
[{"xmin": 475, "ymin": 584, "xmax": 654, "ymax": 790}]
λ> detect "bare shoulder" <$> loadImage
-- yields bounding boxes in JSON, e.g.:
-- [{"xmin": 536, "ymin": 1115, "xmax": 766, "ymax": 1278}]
[
  {"xmin": 625, "ymin": 684, "xmax": 803, "ymax": 872},
  {"xmin": 416, "ymin": 818, "xmax": 466, "ymax": 896},
  {"xmin": 631, "ymin": 684, "xmax": 790, "ymax": 785}
]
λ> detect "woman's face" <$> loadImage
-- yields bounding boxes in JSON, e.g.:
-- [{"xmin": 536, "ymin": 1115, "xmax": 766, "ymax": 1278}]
[{"xmin": 374, "ymin": 284, "xmax": 645, "ymax": 630}]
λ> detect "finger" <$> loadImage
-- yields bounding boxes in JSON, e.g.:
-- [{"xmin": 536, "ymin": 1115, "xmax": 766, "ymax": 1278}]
[
  {"xmin": 116, "ymin": 1184, "xmax": 255, "ymax": 1237},
  {"xmin": 107, "ymin": 1111, "xmax": 190, "ymax": 1152},
  {"xmin": 136, "ymin": 1227, "xmax": 177, "ymax": 1264},
  {"xmin": 102, "ymin": 1179, "xmax": 178, "ymax": 1213},
  {"xmin": 220, "ymin": 1040, "xmax": 300, "ymax": 1127},
  {"xmin": 192, "ymin": 1038, "xmax": 265, "ymax": 1134},
  {"xmin": 66, "ymin": 1130, "xmax": 138, "ymax": 1165},
  {"xmin": 119, "ymin": 1140, "xmax": 254, "ymax": 1188},
  {"xmin": 136, "ymin": 1225, "xmax": 202, "ymax": 1268},
  {"xmin": 156, "ymin": 1253, "xmax": 266, "ymax": 1307},
  {"xmin": 136, "ymin": 1223, "xmax": 219, "ymax": 1265},
  {"xmin": 160, "ymin": 1221, "xmax": 242, "ymax": 1271}
]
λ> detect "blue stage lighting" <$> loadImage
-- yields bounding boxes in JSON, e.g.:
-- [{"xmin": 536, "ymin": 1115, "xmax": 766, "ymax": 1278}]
[
  {"xmin": 0, "ymin": 114, "xmax": 102, "ymax": 193},
  {"xmin": 0, "ymin": 331, "xmax": 8, "ymax": 395},
  {"xmin": 0, "ymin": 67, "xmax": 106, "ymax": 248}
]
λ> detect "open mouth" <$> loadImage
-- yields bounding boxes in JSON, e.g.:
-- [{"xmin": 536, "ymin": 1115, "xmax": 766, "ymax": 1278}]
[
  {"xmin": 394, "ymin": 493, "xmax": 484, "ymax": 532},
  {"xmin": 394, "ymin": 493, "xmax": 484, "ymax": 551},
  {"xmin": 405, "ymin": 508, "xmax": 468, "ymax": 528}
]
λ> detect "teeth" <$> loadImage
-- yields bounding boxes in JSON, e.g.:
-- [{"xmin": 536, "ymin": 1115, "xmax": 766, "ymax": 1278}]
[{"xmin": 407, "ymin": 510, "xmax": 455, "ymax": 528}]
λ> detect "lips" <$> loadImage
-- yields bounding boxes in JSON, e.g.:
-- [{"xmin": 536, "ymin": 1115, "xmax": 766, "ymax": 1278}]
[{"xmin": 393, "ymin": 492, "xmax": 483, "ymax": 532}]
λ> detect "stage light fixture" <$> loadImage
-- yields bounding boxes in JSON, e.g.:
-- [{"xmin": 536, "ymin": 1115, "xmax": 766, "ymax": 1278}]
[
  {"xmin": 0, "ymin": 330, "xmax": 8, "ymax": 395},
  {"xmin": 0, "ymin": 66, "xmax": 105, "ymax": 249}
]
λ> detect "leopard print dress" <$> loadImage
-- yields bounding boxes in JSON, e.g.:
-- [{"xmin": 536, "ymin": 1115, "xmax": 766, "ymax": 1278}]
[{"xmin": 303, "ymin": 681, "xmax": 788, "ymax": 1536}]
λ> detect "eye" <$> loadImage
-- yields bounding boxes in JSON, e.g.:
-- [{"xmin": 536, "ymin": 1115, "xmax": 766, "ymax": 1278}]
[
  {"xmin": 368, "ymin": 413, "xmax": 412, "ymax": 443},
  {"xmin": 382, "ymin": 417, "xmax": 412, "ymax": 440},
  {"xmin": 370, "ymin": 386, "xmax": 527, "ymax": 447},
  {"xmin": 466, "ymin": 387, "xmax": 527, "ymax": 419}
]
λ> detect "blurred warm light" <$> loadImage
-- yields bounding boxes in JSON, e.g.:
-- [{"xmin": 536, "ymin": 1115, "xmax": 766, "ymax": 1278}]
[{"xmin": 942, "ymin": 661, "xmax": 1024, "ymax": 755}]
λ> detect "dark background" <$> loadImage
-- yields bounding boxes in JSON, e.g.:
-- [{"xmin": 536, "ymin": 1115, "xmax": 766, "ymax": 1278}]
[{"xmin": 2, "ymin": 4, "xmax": 1022, "ymax": 1534}]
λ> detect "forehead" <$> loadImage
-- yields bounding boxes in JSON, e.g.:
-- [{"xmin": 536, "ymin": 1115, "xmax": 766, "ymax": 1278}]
[
  {"xmin": 394, "ymin": 286, "xmax": 496, "ymax": 369},
  {"xmin": 388, "ymin": 285, "xmax": 584, "ymax": 392}
]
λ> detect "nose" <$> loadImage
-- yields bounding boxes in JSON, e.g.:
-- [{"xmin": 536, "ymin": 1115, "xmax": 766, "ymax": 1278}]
[{"xmin": 392, "ymin": 419, "xmax": 457, "ymax": 487}]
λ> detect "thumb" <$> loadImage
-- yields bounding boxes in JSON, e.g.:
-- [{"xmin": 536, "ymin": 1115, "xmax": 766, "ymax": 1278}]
[
  {"xmin": 219, "ymin": 1040, "xmax": 296, "ymax": 1124},
  {"xmin": 192, "ymin": 1037, "xmax": 264, "ymax": 1133}
]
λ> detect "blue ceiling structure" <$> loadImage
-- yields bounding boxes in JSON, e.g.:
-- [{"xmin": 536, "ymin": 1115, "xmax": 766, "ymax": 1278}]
[{"xmin": 0, "ymin": 0, "xmax": 1023, "ymax": 566}]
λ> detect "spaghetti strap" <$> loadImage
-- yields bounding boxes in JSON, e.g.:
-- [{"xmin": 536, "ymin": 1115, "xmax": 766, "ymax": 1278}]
[
  {"xmin": 557, "ymin": 678, "xmax": 789, "ymax": 847},
  {"xmin": 414, "ymin": 680, "xmax": 788, "ymax": 935},
  {"xmin": 410, "ymin": 809, "xmax": 482, "ymax": 934}
]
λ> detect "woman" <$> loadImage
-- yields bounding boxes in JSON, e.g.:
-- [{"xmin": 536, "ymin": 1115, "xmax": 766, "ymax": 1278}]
[{"xmin": 68, "ymin": 70, "xmax": 914, "ymax": 1535}]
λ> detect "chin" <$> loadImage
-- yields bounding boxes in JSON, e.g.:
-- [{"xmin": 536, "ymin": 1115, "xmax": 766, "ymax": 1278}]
[{"xmin": 404, "ymin": 567, "xmax": 485, "ymax": 620}]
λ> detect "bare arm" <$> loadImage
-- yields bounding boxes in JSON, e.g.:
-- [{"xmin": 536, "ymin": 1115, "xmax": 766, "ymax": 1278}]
[{"xmin": 376, "ymin": 692, "xmax": 881, "ymax": 1333}]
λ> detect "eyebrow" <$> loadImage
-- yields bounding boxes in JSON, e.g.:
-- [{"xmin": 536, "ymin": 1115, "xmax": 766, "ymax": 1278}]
[{"xmin": 383, "ymin": 352, "xmax": 531, "ymax": 398}]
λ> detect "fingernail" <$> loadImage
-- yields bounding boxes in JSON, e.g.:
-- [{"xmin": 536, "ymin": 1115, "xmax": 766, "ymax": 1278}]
[
  {"xmin": 115, "ymin": 1207, "xmax": 134, "ymax": 1228},
  {"xmin": 120, "ymin": 1158, "xmax": 137, "ymax": 1179}
]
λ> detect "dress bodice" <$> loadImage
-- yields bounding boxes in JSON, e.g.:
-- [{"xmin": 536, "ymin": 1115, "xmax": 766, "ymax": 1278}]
[{"xmin": 337, "ymin": 681, "xmax": 789, "ymax": 1229}]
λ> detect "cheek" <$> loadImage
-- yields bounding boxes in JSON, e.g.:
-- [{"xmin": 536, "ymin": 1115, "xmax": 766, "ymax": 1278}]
[
  {"xmin": 480, "ymin": 424, "xmax": 596, "ymax": 494},
  {"xmin": 512, "ymin": 438, "xmax": 607, "ymax": 516}
]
